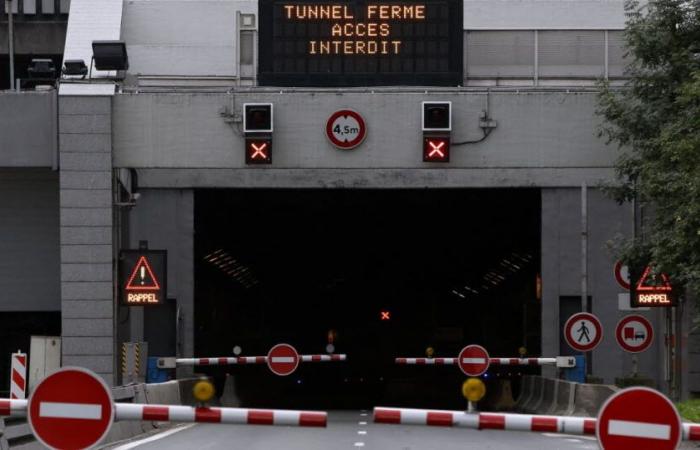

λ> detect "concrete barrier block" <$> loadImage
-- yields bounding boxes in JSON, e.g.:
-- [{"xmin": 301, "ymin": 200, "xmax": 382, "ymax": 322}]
[
  {"xmin": 551, "ymin": 379, "xmax": 577, "ymax": 416},
  {"xmin": 538, "ymin": 378, "xmax": 558, "ymax": 414},
  {"xmin": 488, "ymin": 379, "xmax": 517, "ymax": 411},
  {"xmin": 522, "ymin": 376, "xmax": 545, "ymax": 413},
  {"xmin": 220, "ymin": 374, "xmax": 242, "ymax": 408},
  {"xmin": 514, "ymin": 375, "xmax": 534, "ymax": 412},
  {"xmin": 572, "ymin": 382, "xmax": 619, "ymax": 417},
  {"xmin": 144, "ymin": 380, "xmax": 182, "ymax": 406}
]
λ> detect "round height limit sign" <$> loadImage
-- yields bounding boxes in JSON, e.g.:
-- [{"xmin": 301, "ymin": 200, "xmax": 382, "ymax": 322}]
[{"xmin": 326, "ymin": 110, "xmax": 367, "ymax": 150}]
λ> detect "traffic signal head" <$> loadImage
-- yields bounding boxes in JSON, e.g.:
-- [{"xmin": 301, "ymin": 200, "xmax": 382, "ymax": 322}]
[
  {"xmin": 422, "ymin": 101, "xmax": 451, "ymax": 131},
  {"xmin": 245, "ymin": 137, "xmax": 272, "ymax": 164},
  {"xmin": 243, "ymin": 103, "xmax": 273, "ymax": 133},
  {"xmin": 423, "ymin": 136, "xmax": 450, "ymax": 162}
]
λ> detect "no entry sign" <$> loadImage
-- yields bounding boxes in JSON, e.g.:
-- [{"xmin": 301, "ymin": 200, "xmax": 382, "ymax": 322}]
[
  {"xmin": 597, "ymin": 387, "xmax": 681, "ymax": 450},
  {"xmin": 28, "ymin": 367, "xmax": 114, "ymax": 450},
  {"xmin": 457, "ymin": 345, "xmax": 490, "ymax": 377},
  {"xmin": 564, "ymin": 312, "xmax": 603, "ymax": 352},
  {"xmin": 614, "ymin": 261, "xmax": 631, "ymax": 290},
  {"xmin": 325, "ymin": 110, "xmax": 367, "ymax": 149},
  {"xmin": 267, "ymin": 343, "xmax": 300, "ymax": 376},
  {"xmin": 616, "ymin": 315, "xmax": 654, "ymax": 353}
]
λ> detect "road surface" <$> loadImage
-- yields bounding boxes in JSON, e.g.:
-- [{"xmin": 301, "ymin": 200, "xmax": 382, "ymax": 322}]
[{"xmin": 105, "ymin": 411, "xmax": 600, "ymax": 450}]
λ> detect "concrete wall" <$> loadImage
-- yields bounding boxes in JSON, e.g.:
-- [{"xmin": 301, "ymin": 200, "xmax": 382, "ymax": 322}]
[
  {"xmin": 541, "ymin": 188, "xmax": 665, "ymax": 388},
  {"xmin": 0, "ymin": 90, "xmax": 57, "ymax": 167},
  {"xmin": 58, "ymin": 95, "xmax": 115, "ymax": 385},
  {"xmin": 113, "ymin": 90, "xmax": 618, "ymax": 189},
  {"xmin": 0, "ymin": 169, "xmax": 60, "ymax": 311}
]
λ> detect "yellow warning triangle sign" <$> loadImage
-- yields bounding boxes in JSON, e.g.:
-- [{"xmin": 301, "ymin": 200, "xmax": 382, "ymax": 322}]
[
  {"xmin": 636, "ymin": 266, "xmax": 672, "ymax": 292},
  {"xmin": 125, "ymin": 256, "xmax": 161, "ymax": 291}
]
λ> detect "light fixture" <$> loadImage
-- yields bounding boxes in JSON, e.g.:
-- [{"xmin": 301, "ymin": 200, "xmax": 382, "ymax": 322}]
[
  {"xmin": 92, "ymin": 40, "xmax": 129, "ymax": 71},
  {"xmin": 27, "ymin": 59, "xmax": 56, "ymax": 79},
  {"xmin": 62, "ymin": 59, "xmax": 88, "ymax": 77}
]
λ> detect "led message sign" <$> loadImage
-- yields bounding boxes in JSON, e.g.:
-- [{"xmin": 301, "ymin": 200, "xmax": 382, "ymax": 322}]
[
  {"xmin": 119, "ymin": 250, "xmax": 167, "ymax": 306},
  {"xmin": 631, "ymin": 266, "xmax": 676, "ymax": 308},
  {"xmin": 258, "ymin": 0, "xmax": 463, "ymax": 86}
]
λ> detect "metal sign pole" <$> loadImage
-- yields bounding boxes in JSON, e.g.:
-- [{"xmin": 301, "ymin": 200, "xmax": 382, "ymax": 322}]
[{"xmin": 6, "ymin": 0, "xmax": 15, "ymax": 90}]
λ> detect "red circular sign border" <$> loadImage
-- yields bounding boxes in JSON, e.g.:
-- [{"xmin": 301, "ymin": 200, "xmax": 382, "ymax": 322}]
[
  {"xmin": 614, "ymin": 260, "xmax": 631, "ymax": 291},
  {"xmin": 457, "ymin": 344, "xmax": 491, "ymax": 377},
  {"xmin": 563, "ymin": 312, "xmax": 603, "ymax": 352},
  {"xmin": 325, "ymin": 109, "xmax": 367, "ymax": 150},
  {"xmin": 266, "ymin": 343, "xmax": 300, "ymax": 377},
  {"xmin": 596, "ymin": 386, "xmax": 681, "ymax": 450},
  {"xmin": 615, "ymin": 315, "xmax": 654, "ymax": 353},
  {"xmin": 28, "ymin": 366, "xmax": 114, "ymax": 450}
]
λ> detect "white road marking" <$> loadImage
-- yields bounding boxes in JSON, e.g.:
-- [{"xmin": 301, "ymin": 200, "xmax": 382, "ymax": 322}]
[
  {"xmin": 39, "ymin": 402, "xmax": 102, "ymax": 420},
  {"xmin": 608, "ymin": 420, "xmax": 671, "ymax": 440},
  {"xmin": 354, "ymin": 443, "xmax": 365, "ymax": 447},
  {"xmin": 110, "ymin": 424, "xmax": 196, "ymax": 450},
  {"xmin": 358, "ymin": 430, "xmax": 367, "ymax": 435},
  {"xmin": 542, "ymin": 433, "xmax": 597, "ymax": 441},
  {"xmin": 360, "ymin": 413, "xmax": 368, "ymax": 417},
  {"xmin": 462, "ymin": 358, "xmax": 487, "ymax": 364},
  {"xmin": 270, "ymin": 357, "xmax": 295, "ymax": 363},
  {"xmin": 359, "ymin": 421, "xmax": 367, "ymax": 425}
]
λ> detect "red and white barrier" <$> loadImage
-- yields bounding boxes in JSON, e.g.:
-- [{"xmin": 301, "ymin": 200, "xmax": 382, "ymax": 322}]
[
  {"xmin": 178, "ymin": 356, "xmax": 268, "ymax": 366},
  {"xmin": 395, "ymin": 356, "xmax": 574, "ymax": 368},
  {"xmin": 116, "ymin": 404, "xmax": 327, "ymax": 427},
  {"xmin": 684, "ymin": 423, "xmax": 700, "ymax": 441},
  {"xmin": 0, "ymin": 399, "xmax": 27, "ymax": 417},
  {"xmin": 170, "ymin": 354, "xmax": 347, "ymax": 366},
  {"xmin": 374, "ymin": 407, "xmax": 596, "ymax": 436},
  {"xmin": 10, "ymin": 352, "xmax": 27, "ymax": 399},
  {"xmin": 489, "ymin": 358, "xmax": 557, "ymax": 366},
  {"xmin": 374, "ymin": 407, "xmax": 700, "ymax": 441},
  {"xmin": 395, "ymin": 358, "xmax": 456, "ymax": 365}
]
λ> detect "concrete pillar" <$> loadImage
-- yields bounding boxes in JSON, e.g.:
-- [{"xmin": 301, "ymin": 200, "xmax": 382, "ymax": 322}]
[{"xmin": 58, "ymin": 96, "xmax": 115, "ymax": 385}]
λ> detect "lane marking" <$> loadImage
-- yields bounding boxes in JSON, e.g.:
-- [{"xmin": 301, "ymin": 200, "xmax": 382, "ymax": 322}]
[
  {"xmin": 360, "ymin": 413, "xmax": 368, "ymax": 417},
  {"xmin": 462, "ymin": 358, "xmax": 486, "ymax": 364},
  {"xmin": 110, "ymin": 424, "xmax": 196, "ymax": 450},
  {"xmin": 542, "ymin": 433, "xmax": 597, "ymax": 441},
  {"xmin": 270, "ymin": 357, "xmax": 295, "ymax": 363},
  {"xmin": 39, "ymin": 402, "xmax": 101, "ymax": 420},
  {"xmin": 354, "ymin": 443, "xmax": 365, "ymax": 447},
  {"xmin": 359, "ymin": 421, "xmax": 367, "ymax": 425},
  {"xmin": 608, "ymin": 420, "xmax": 671, "ymax": 440},
  {"xmin": 358, "ymin": 430, "xmax": 367, "ymax": 435}
]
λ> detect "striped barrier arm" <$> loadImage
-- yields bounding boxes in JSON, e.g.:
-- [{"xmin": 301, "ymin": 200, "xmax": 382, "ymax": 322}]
[
  {"xmin": 489, "ymin": 358, "xmax": 557, "ymax": 366},
  {"xmin": 177, "ymin": 357, "xmax": 268, "ymax": 366},
  {"xmin": 684, "ymin": 423, "xmax": 700, "ymax": 441},
  {"xmin": 0, "ymin": 399, "xmax": 27, "ymax": 418},
  {"xmin": 174, "ymin": 355, "xmax": 347, "ymax": 366},
  {"xmin": 300, "ymin": 354, "xmax": 346, "ymax": 362},
  {"xmin": 116, "ymin": 404, "xmax": 327, "ymax": 427},
  {"xmin": 394, "ymin": 358, "xmax": 456, "ymax": 365},
  {"xmin": 374, "ymin": 407, "xmax": 596, "ymax": 436},
  {"xmin": 375, "ymin": 407, "xmax": 700, "ymax": 441}
]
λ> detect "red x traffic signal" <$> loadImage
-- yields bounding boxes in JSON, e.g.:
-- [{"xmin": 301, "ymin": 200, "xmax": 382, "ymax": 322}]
[
  {"xmin": 423, "ymin": 136, "xmax": 450, "ymax": 162},
  {"xmin": 246, "ymin": 138, "xmax": 272, "ymax": 164}
]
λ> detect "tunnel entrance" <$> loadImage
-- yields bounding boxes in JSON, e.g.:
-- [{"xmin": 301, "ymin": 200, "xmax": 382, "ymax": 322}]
[{"xmin": 194, "ymin": 189, "xmax": 541, "ymax": 409}]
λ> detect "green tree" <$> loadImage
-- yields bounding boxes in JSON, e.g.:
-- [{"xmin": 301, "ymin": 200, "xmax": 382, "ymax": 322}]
[{"xmin": 597, "ymin": 0, "xmax": 700, "ymax": 300}]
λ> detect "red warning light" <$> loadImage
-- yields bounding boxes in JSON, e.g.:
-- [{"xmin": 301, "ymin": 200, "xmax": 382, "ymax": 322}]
[
  {"xmin": 423, "ymin": 137, "xmax": 450, "ymax": 162},
  {"xmin": 246, "ymin": 138, "xmax": 272, "ymax": 164},
  {"xmin": 380, "ymin": 311, "xmax": 391, "ymax": 321}
]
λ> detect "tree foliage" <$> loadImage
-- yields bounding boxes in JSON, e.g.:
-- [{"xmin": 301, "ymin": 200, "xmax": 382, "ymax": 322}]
[{"xmin": 597, "ymin": 0, "xmax": 700, "ymax": 300}]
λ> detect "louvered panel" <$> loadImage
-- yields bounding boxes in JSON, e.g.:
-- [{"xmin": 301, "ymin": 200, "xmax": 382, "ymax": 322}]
[
  {"xmin": 607, "ymin": 31, "xmax": 629, "ymax": 78},
  {"xmin": 538, "ymin": 31, "xmax": 605, "ymax": 77},
  {"xmin": 466, "ymin": 31, "xmax": 535, "ymax": 78}
]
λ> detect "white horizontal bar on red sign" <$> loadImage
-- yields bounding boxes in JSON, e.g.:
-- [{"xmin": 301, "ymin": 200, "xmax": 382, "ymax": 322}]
[
  {"xmin": 176, "ymin": 357, "xmax": 268, "ymax": 366},
  {"xmin": 0, "ymin": 399, "xmax": 27, "ymax": 417},
  {"xmin": 115, "ymin": 403, "xmax": 327, "ymax": 427},
  {"xmin": 300, "ymin": 354, "xmax": 347, "ymax": 362},
  {"xmin": 489, "ymin": 358, "xmax": 557, "ymax": 366},
  {"xmin": 684, "ymin": 423, "xmax": 700, "ymax": 441},
  {"xmin": 374, "ymin": 407, "xmax": 597, "ymax": 437},
  {"xmin": 394, "ymin": 358, "xmax": 457, "ymax": 365}
]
